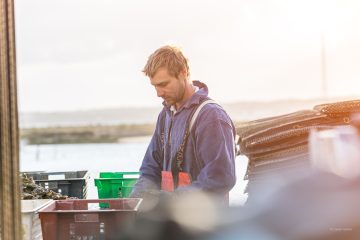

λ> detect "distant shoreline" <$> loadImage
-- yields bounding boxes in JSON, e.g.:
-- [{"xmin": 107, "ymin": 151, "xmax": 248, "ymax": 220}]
[
  {"xmin": 20, "ymin": 121, "xmax": 246, "ymax": 145},
  {"xmin": 20, "ymin": 123, "xmax": 155, "ymax": 145},
  {"xmin": 20, "ymin": 110, "xmax": 316, "ymax": 145},
  {"xmin": 117, "ymin": 135, "xmax": 152, "ymax": 143},
  {"xmin": 20, "ymin": 95, "xmax": 360, "ymax": 145}
]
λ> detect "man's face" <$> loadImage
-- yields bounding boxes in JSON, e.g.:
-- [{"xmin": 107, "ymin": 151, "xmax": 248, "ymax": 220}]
[{"xmin": 150, "ymin": 67, "xmax": 186, "ymax": 107}]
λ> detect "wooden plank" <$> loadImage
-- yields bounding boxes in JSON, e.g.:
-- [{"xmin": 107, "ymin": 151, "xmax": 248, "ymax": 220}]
[{"xmin": 0, "ymin": 0, "xmax": 21, "ymax": 239}]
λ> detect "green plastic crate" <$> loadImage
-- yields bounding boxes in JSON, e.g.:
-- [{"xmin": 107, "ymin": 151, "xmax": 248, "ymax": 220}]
[{"xmin": 94, "ymin": 172, "xmax": 140, "ymax": 207}]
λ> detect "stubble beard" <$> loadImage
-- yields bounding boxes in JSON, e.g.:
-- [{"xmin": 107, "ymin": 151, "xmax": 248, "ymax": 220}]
[
  {"xmin": 174, "ymin": 79, "xmax": 186, "ymax": 106},
  {"xmin": 166, "ymin": 79, "xmax": 186, "ymax": 108}
]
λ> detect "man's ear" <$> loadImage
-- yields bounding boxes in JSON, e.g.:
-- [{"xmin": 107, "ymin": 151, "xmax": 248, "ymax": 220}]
[{"xmin": 180, "ymin": 68, "xmax": 188, "ymax": 80}]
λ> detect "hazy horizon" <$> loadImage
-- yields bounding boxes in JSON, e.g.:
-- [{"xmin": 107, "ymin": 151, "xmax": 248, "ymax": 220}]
[
  {"xmin": 19, "ymin": 95, "xmax": 358, "ymax": 113},
  {"xmin": 19, "ymin": 97, "xmax": 357, "ymax": 128}
]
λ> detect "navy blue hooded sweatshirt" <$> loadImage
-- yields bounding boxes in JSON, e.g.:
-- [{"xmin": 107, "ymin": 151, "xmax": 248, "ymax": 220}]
[{"xmin": 130, "ymin": 80, "xmax": 236, "ymax": 197}]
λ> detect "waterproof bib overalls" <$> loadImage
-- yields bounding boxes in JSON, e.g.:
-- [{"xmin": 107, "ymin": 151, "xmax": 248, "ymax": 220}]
[{"xmin": 161, "ymin": 99, "xmax": 216, "ymax": 192}]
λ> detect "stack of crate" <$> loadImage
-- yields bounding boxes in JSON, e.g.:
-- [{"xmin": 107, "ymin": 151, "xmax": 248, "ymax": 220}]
[{"xmin": 237, "ymin": 100, "xmax": 360, "ymax": 200}]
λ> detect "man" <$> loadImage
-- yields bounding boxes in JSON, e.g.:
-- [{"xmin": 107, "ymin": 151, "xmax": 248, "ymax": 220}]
[{"xmin": 130, "ymin": 45, "xmax": 236, "ymax": 202}]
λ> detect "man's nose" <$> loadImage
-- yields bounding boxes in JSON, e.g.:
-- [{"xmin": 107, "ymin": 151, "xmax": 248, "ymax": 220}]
[{"xmin": 156, "ymin": 88, "xmax": 164, "ymax": 97}]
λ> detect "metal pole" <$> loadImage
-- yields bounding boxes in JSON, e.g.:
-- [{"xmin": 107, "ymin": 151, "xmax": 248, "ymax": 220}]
[{"xmin": 321, "ymin": 32, "xmax": 328, "ymax": 98}]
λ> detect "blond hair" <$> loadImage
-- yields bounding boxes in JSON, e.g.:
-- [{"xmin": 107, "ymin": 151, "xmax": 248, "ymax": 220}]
[{"xmin": 142, "ymin": 45, "xmax": 190, "ymax": 78}]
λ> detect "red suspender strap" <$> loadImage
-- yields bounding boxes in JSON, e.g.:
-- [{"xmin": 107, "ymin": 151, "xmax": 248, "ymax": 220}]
[
  {"xmin": 161, "ymin": 171, "xmax": 175, "ymax": 192},
  {"xmin": 177, "ymin": 172, "xmax": 192, "ymax": 187}
]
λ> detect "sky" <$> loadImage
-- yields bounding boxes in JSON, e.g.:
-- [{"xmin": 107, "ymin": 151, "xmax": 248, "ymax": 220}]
[{"xmin": 15, "ymin": 0, "xmax": 360, "ymax": 112}]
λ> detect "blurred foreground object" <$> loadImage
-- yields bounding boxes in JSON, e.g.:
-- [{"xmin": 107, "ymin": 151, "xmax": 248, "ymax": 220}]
[
  {"xmin": 120, "ymin": 191, "xmax": 225, "ymax": 240},
  {"xmin": 120, "ymin": 172, "xmax": 360, "ymax": 240},
  {"xmin": 212, "ymin": 170, "xmax": 360, "ymax": 240},
  {"xmin": 309, "ymin": 125, "xmax": 360, "ymax": 178}
]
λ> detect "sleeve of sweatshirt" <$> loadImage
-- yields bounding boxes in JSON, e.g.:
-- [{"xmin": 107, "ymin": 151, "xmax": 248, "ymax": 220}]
[{"xmin": 129, "ymin": 111, "xmax": 165, "ymax": 198}]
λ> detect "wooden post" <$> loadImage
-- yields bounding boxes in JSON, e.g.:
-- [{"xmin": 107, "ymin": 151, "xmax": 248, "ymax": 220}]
[{"xmin": 0, "ymin": 0, "xmax": 21, "ymax": 238}]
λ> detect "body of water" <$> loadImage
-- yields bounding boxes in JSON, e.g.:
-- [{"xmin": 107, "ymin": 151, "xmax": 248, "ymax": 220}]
[{"xmin": 20, "ymin": 138, "xmax": 248, "ymax": 205}]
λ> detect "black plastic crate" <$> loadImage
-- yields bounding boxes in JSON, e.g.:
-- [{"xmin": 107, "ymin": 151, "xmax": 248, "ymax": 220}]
[{"xmin": 23, "ymin": 170, "xmax": 89, "ymax": 199}]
